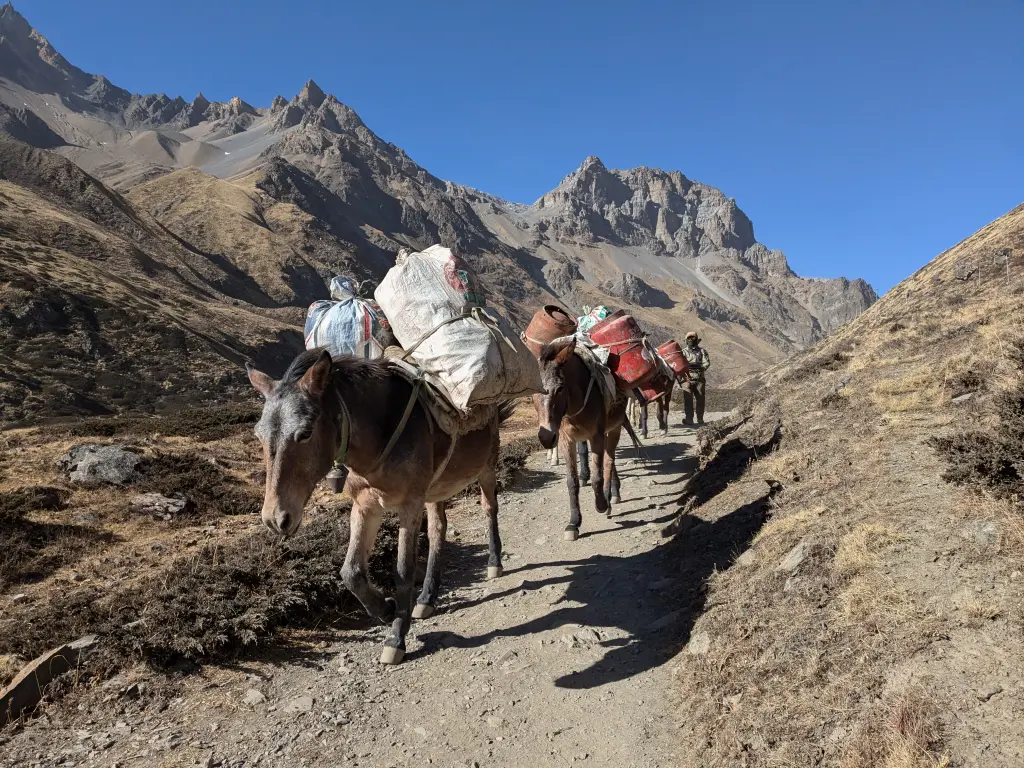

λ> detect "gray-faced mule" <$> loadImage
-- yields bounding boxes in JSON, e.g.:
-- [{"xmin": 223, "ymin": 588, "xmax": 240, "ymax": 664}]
[{"xmin": 247, "ymin": 349, "xmax": 514, "ymax": 665}]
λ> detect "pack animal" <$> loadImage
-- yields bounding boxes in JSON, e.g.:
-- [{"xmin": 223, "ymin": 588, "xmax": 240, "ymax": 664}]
[
  {"xmin": 534, "ymin": 337, "xmax": 630, "ymax": 541},
  {"xmin": 247, "ymin": 349, "xmax": 513, "ymax": 665}
]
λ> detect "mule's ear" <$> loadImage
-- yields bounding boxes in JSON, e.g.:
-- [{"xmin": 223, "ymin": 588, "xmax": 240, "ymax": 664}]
[
  {"xmin": 299, "ymin": 350, "xmax": 333, "ymax": 398},
  {"xmin": 553, "ymin": 337, "xmax": 576, "ymax": 365},
  {"xmin": 246, "ymin": 362, "xmax": 276, "ymax": 398}
]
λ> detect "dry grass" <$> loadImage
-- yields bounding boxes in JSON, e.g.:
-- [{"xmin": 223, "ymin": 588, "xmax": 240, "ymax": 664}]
[
  {"xmin": 837, "ymin": 572, "xmax": 917, "ymax": 632},
  {"xmin": 834, "ymin": 524, "xmax": 906, "ymax": 575},
  {"xmin": 841, "ymin": 686, "xmax": 948, "ymax": 768}
]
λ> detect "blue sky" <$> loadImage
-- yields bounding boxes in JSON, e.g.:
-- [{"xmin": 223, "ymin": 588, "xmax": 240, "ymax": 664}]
[{"xmin": 13, "ymin": 0, "xmax": 1023, "ymax": 295}]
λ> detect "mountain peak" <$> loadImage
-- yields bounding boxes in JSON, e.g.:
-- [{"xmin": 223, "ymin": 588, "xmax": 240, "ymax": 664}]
[
  {"xmin": 270, "ymin": 95, "xmax": 287, "ymax": 113},
  {"xmin": 297, "ymin": 79, "xmax": 326, "ymax": 107}
]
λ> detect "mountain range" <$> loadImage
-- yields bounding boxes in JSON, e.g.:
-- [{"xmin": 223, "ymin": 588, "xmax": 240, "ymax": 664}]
[{"xmin": 0, "ymin": 2, "xmax": 876, "ymax": 422}]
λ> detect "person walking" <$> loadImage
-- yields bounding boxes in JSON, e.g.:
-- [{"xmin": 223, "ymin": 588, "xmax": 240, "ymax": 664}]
[{"xmin": 681, "ymin": 331, "xmax": 711, "ymax": 426}]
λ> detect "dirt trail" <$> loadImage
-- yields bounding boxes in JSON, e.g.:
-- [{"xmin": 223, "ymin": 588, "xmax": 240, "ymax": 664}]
[{"xmin": 3, "ymin": 419, "xmax": 725, "ymax": 768}]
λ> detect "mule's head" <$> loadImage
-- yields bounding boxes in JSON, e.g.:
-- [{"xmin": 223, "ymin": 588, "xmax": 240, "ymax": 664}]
[
  {"xmin": 247, "ymin": 350, "xmax": 339, "ymax": 537},
  {"xmin": 534, "ymin": 337, "xmax": 577, "ymax": 450}
]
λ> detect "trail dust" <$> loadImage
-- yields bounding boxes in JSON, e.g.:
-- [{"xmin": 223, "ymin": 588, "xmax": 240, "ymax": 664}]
[{"xmin": 2, "ymin": 416, "xmax": 729, "ymax": 768}]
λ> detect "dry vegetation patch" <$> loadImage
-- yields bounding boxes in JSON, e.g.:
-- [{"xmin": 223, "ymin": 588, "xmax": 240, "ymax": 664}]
[{"xmin": 670, "ymin": 206, "xmax": 1024, "ymax": 764}]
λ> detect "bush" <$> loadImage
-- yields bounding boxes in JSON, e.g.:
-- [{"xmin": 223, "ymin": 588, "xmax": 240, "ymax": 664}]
[{"xmin": 0, "ymin": 509, "xmax": 399, "ymax": 667}]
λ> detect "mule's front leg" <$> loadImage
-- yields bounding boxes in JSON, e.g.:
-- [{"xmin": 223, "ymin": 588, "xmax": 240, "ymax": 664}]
[
  {"xmin": 561, "ymin": 436, "xmax": 583, "ymax": 541},
  {"xmin": 340, "ymin": 503, "xmax": 391, "ymax": 621},
  {"xmin": 590, "ymin": 433, "xmax": 610, "ymax": 517},
  {"xmin": 640, "ymin": 404, "xmax": 649, "ymax": 439},
  {"xmin": 381, "ymin": 503, "xmax": 424, "ymax": 665},
  {"xmin": 578, "ymin": 441, "xmax": 590, "ymax": 485},
  {"xmin": 414, "ymin": 502, "xmax": 446, "ymax": 619},
  {"xmin": 479, "ymin": 467, "xmax": 503, "ymax": 578},
  {"xmin": 549, "ymin": 447, "xmax": 560, "ymax": 467}
]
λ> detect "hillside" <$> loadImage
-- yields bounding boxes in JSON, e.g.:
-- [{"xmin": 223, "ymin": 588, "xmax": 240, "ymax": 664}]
[
  {"xmin": 670, "ymin": 204, "xmax": 1024, "ymax": 765},
  {"xmin": 0, "ymin": 2, "xmax": 876, "ymax": 397},
  {"xmin": 0, "ymin": 138, "xmax": 300, "ymax": 423}
]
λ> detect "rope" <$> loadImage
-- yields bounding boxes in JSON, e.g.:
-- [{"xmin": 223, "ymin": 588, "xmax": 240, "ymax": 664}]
[
  {"xmin": 567, "ymin": 372, "xmax": 596, "ymax": 419},
  {"xmin": 366, "ymin": 379, "xmax": 423, "ymax": 475}
]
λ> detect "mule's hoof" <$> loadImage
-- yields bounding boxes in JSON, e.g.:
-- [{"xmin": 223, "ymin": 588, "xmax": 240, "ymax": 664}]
[
  {"xmin": 379, "ymin": 646, "xmax": 405, "ymax": 665},
  {"xmin": 412, "ymin": 603, "xmax": 434, "ymax": 619},
  {"xmin": 486, "ymin": 566, "xmax": 503, "ymax": 579},
  {"xmin": 612, "ymin": 496, "xmax": 622, "ymax": 505},
  {"xmin": 606, "ymin": 509, "xmax": 613, "ymax": 518},
  {"xmin": 563, "ymin": 529, "xmax": 579, "ymax": 542}
]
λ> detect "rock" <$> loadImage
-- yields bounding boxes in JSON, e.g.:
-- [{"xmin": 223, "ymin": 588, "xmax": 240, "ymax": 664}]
[
  {"xmin": 646, "ymin": 610, "xmax": 683, "ymax": 632},
  {"xmin": 486, "ymin": 716, "xmax": 505, "ymax": 728},
  {"xmin": 735, "ymin": 550, "xmax": 756, "ymax": 567},
  {"xmin": 963, "ymin": 520, "xmax": 1000, "ymax": 548},
  {"xmin": 241, "ymin": 689, "xmax": 267, "ymax": 707},
  {"xmin": 534, "ymin": 536, "xmax": 548, "ymax": 546},
  {"xmin": 284, "ymin": 694, "xmax": 314, "ymax": 714},
  {"xmin": 776, "ymin": 539, "xmax": 812, "ymax": 573},
  {"xmin": 9, "ymin": 593, "xmax": 29, "ymax": 605},
  {"xmin": 0, "ymin": 634, "xmax": 97, "ymax": 725},
  {"xmin": 977, "ymin": 684, "xmax": 1003, "ymax": 702},
  {"xmin": 685, "ymin": 631, "xmax": 711, "ymax": 656},
  {"xmin": 58, "ymin": 444, "xmax": 141, "ymax": 486},
  {"xmin": 413, "ymin": 726, "xmax": 428, "ymax": 738},
  {"xmin": 121, "ymin": 681, "xmax": 146, "ymax": 699},
  {"xmin": 130, "ymin": 492, "xmax": 193, "ymax": 520},
  {"xmin": 951, "ymin": 392, "xmax": 976, "ymax": 404}
]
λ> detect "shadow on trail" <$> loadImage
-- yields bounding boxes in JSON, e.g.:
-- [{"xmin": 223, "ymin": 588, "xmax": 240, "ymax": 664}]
[{"xmin": 412, "ymin": 424, "xmax": 783, "ymax": 687}]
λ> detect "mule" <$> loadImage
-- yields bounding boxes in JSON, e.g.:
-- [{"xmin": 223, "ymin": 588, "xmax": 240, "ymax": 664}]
[
  {"xmin": 628, "ymin": 374, "xmax": 674, "ymax": 439},
  {"xmin": 247, "ymin": 349, "xmax": 513, "ymax": 665},
  {"xmin": 533, "ymin": 337, "xmax": 629, "ymax": 541}
]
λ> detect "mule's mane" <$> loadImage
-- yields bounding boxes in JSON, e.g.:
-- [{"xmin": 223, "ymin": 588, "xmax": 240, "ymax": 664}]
[{"xmin": 280, "ymin": 348, "xmax": 390, "ymax": 391}]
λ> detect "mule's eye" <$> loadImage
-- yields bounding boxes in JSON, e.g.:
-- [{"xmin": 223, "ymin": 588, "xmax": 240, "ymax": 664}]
[{"xmin": 294, "ymin": 429, "xmax": 313, "ymax": 443}]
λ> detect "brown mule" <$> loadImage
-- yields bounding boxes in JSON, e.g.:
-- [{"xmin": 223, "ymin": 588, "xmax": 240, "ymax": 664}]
[
  {"xmin": 247, "ymin": 349, "xmax": 513, "ymax": 665},
  {"xmin": 533, "ymin": 337, "xmax": 628, "ymax": 541},
  {"xmin": 630, "ymin": 374, "xmax": 674, "ymax": 439}
]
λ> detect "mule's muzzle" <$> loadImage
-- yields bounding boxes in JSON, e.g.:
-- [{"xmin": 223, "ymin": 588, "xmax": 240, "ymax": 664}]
[
  {"xmin": 538, "ymin": 427, "xmax": 558, "ymax": 450},
  {"xmin": 262, "ymin": 507, "xmax": 301, "ymax": 538}
]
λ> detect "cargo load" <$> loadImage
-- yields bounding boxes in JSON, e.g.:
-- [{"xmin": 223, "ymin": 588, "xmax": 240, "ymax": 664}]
[
  {"xmin": 587, "ymin": 310, "xmax": 658, "ymax": 391},
  {"xmin": 304, "ymin": 276, "xmax": 389, "ymax": 360},
  {"xmin": 656, "ymin": 340, "xmax": 690, "ymax": 379},
  {"xmin": 374, "ymin": 245, "xmax": 543, "ymax": 414},
  {"xmin": 523, "ymin": 305, "xmax": 577, "ymax": 358}
]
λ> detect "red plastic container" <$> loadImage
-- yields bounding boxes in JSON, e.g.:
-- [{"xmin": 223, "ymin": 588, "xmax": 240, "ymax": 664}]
[
  {"xmin": 588, "ymin": 310, "xmax": 656, "ymax": 391},
  {"xmin": 639, "ymin": 372, "xmax": 672, "ymax": 403},
  {"xmin": 523, "ymin": 305, "xmax": 577, "ymax": 358},
  {"xmin": 656, "ymin": 340, "xmax": 689, "ymax": 378}
]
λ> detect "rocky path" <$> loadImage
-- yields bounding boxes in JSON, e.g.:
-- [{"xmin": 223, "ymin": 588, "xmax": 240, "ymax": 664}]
[{"xmin": 3, "ymin": 420, "xmax": 717, "ymax": 768}]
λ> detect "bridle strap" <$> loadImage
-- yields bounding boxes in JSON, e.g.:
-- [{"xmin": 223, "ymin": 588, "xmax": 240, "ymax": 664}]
[{"xmin": 566, "ymin": 372, "xmax": 596, "ymax": 419}]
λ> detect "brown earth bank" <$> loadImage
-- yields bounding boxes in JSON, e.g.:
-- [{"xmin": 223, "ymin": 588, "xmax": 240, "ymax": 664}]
[{"xmin": 670, "ymin": 203, "xmax": 1024, "ymax": 767}]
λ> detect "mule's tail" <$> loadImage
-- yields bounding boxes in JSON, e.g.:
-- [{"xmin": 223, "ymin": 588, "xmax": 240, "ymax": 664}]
[{"xmin": 498, "ymin": 400, "xmax": 519, "ymax": 425}]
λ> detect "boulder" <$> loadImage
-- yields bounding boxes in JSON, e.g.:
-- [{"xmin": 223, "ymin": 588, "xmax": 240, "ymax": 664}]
[{"xmin": 58, "ymin": 444, "xmax": 141, "ymax": 486}]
